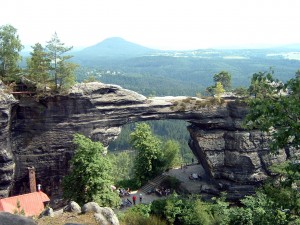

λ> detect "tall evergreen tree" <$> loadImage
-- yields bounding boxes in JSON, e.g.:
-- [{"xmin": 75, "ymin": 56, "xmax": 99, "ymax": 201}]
[
  {"xmin": 46, "ymin": 32, "xmax": 76, "ymax": 91},
  {"xmin": 0, "ymin": 24, "xmax": 23, "ymax": 83},
  {"xmin": 26, "ymin": 43, "xmax": 51, "ymax": 92}
]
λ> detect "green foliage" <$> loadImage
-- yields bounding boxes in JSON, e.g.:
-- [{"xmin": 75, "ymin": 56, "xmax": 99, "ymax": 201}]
[
  {"xmin": 161, "ymin": 140, "xmax": 182, "ymax": 169},
  {"xmin": 210, "ymin": 194, "xmax": 230, "ymax": 224},
  {"xmin": 213, "ymin": 71, "xmax": 232, "ymax": 90},
  {"xmin": 130, "ymin": 123, "xmax": 164, "ymax": 185},
  {"xmin": 206, "ymin": 85, "xmax": 215, "ymax": 96},
  {"xmin": 46, "ymin": 32, "xmax": 77, "ymax": 92},
  {"xmin": 107, "ymin": 150, "xmax": 141, "ymax": 190},
  {"xmin": 214, "ymin": 82, "xmax": 225, "ymax": 103},
  {"xmin": 180, "ymin": 199, "xmax": 214, "ymax": 225},
  {"xmin": 206, "ymin": 71, "xmax": 232, "ymax": 97},
  {"xmin": 160, "ymin": 176, "xmax": 181, "ymax": 190},
  {"xmin": 13, "ymin": 199, "xmax": 25, "ymax": 216},
  {"xmin": 119, "ymin": 211, "xmax": 167, "ymax": 225},
  {"xmin": 151, "ymin": 194, "xmax": 217, "ymax": 225},
  {"xmin": 227, "ymin": 192, "xmax": 289, "ymax": 225},
  {"xmin": 115, "ymin": 178, "xmax": 140, "ymax": 191},
  {"xmin": 26, "ymin": 43, "xmax": 51, "ymax": 92},
  {"xmin": 107, "ymin": 150, "xmax": 135, "ymax": 182},
  {"xmin": 263, "ymin": 183, "xmax": 300, "ymax": 216},
  {"xmin": 129, "ymin": 123, "xmax": 184, "ymax": 186},
  {"xmin": 0, "ymin": 24, "xmax": 23, "ymax": 83},
  {"xmin": 264, "ymin": 161, "xmax": 300, "ymax": 216},
  {"xmin": 245, "ymin": 70, "xmax": 300, "ymax": 151},
  {"xmin": 128, "ymin": 204, "xmax": 152, "ymax": 218},
  {"xmin": 63, "ymin": 134, "xmax": 120, "ymax": 207},
  {"xmin": 164, "ymin": 193, "xmax": 184, "ymax": 224},
  {"xmin": 119, "ymin": 202, "xmax": 167, "ymax": 225},
  {"xmin": 151, "ymin": 199, "xmax": 167, "ymax": 218},
  {"xmin": 233, "ymin": 86, "xmax": 249, "ymax": 97}
]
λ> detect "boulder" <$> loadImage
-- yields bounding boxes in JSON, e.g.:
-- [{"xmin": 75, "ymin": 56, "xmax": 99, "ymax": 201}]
[
  {"xmin": 82, "ymin": 202, "xmax": 119, "ymax": 225},
  {"xmin": 81, "ymin": 202, "xmax": 101, "ymax": 214},
  {"xmin": 63, "ymin": 201, "xmax": 81, "ymax": 213},
  {"xmin": 95, "ymin": 207, "xmax": 119, "ymax": 225},
  {"xmin": 0, "ymin": 212, "xmax": 37, "ymax": 225},
  {"xmin": 39, "ymin": 207, "xmax": 54, "ymax": 218}
]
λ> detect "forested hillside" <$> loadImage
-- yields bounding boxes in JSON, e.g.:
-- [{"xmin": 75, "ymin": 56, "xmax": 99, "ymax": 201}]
[{"xmin": 75, "ymin": 54, "xmax": 300, "ymax": 96}]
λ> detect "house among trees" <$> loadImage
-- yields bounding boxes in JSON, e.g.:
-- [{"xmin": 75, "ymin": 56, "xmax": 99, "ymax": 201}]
[{"xmin": 0, "ymin": 167, "xmax": 50, "ymax": 216}]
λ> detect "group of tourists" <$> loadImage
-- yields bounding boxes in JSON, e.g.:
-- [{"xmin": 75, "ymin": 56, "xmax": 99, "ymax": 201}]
[
  {"xmin": 155, "ymin": 186, "xmax": 170, "ymax": 196},
  {"xmin": 118, "ymin": 188, "xmax": 130, "ymax": 197},
  {"xmin": 120, "ymin": 190, "xmax": 143, "ymax": 208}
]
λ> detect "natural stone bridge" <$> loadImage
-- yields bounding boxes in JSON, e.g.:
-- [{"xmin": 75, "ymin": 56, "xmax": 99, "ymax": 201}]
[{"xmin": 0, "ymin": 82, "xmax": 286, "ymax": 199}]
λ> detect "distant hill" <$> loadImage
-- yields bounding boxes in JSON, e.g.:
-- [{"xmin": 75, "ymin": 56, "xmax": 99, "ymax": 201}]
[{"xmin": 73, "ymin": 37, "xmax": 157, "ymax": 62}]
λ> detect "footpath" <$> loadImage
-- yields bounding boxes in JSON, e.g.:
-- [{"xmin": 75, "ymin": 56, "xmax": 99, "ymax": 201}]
[{"xmin": 117, "ymin": 163, "xmax": 208, "ymax": 211}]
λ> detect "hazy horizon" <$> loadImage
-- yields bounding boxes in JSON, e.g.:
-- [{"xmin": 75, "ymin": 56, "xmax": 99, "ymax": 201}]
[{"xmin": 3, "ymin": 0, "xmax": 300, "ymax": 51}]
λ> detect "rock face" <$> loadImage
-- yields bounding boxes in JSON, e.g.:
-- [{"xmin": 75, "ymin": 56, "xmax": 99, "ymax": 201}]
[
  {"xmin": 0, "ymin": 82, "xmax": 287, "ymax": 199},
  {"xmin": 0, "ymin": 81, "xmax": 17, "ymax": 197},
  {"xmin": 188, "ymin": 102, "xmax": 287, "ymax": 198}
]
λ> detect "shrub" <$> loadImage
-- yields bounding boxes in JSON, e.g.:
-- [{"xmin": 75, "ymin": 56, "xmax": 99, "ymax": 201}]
[
  {"xmin": 119, "ymin": 204, "xmax": 167, "ymax": 225},
  {"xmin": 160, "ymin": 176, "xmax": 181, "ymax": 190}
]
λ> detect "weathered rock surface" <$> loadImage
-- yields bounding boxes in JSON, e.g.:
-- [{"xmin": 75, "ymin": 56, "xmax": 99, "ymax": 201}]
[
  {"xmin": 0, "ymin": 81, "xmax": 287, "ymax": 200},
  {"xmin": 82, "ymin": 202, "xmax": 119, "ymax": 225},
  {"xmin": 0, "ymin": 212, "xmax": 37, "ymax": 225},
  {"xmin": 39, "ymin": 207, "xmax": 54, "ymax": 218},
  {"xmin": 0, "ymin": 81, "xmax": 17, "ymax": 197},
  {"xmin": 63, "ymin": 201, "xmax": 81, "ymax": 214}
]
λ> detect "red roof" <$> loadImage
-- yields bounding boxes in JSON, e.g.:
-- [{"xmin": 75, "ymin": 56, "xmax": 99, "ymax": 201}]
[{"xmin": 0, "ymin": 191, "xmax": 50, "ymax": 216}]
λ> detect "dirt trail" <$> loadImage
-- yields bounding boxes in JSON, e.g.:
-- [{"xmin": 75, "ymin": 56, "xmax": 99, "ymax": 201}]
[{"xmin": 117, "ymin": 163, "xmax": 208, "ymax": 212}]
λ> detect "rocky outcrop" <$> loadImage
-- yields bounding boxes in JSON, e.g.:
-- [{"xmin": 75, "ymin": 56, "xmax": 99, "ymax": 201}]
[
  {"xmin": 0, "ymin": 81, "xmax": 17, "ymax": 197},
  {"xmin": 0, "ymin": 82, "xmax": 287, "ymax": 199},
  {"xmin": 188, "ymin": 102, "xmax": 287, "ymax": 198},
  {"xmin": 82, "ymin": 202, "xmax": 119, "ymax": 225}
]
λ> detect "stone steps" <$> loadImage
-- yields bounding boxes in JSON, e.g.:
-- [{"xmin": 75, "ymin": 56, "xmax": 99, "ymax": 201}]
[{"xmin": 141, "ymin": 175, "xmax": 168, "ymax": 193}]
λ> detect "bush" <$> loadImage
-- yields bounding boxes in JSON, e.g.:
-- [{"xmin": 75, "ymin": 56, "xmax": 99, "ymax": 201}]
[
  {"xmin": 180, "ymin": 199, "xmax": 214, "ymax": 225},
  {"xmin": 151, "ymin": 199, "xmax": 167, "ymax": 217},
  {"xmin": 119, "ymin": 204, "xmax": 167, "ymax": 225},
  {"xmin": 160, "ymin": 176, "xmax": 181, "ymax": 191},
  {"xmin": 116, "ymin": 178, "xmax": 141, "ymax": 191}
]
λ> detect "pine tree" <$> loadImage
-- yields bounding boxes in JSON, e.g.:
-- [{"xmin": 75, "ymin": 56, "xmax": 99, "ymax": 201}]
[
  {"xmin": 46, "ymin": 32, "xmax": 77, "ymax": 91},
  {"xmin": 0, "ymin": 24, "xmax": 23, "ymax": 83},
  {"xmin": 26, "ymin": 43, "xmax": 51, "ymax": 92},
  {"xmin": 214, "ymin": 82, "xmax": 225, "ymax": 103}
]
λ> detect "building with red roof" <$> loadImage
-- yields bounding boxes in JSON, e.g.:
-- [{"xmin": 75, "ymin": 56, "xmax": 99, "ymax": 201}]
[
  {"xmin": 0, "ymin": 191, "xmax": 50, "ymax": 216},
  {"xmin": 0, "ymin": 167, "xmax": 50, "ymax": 216}
]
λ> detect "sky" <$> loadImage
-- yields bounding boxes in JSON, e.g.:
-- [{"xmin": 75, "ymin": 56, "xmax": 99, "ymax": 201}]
[{"xmin": 1, "ymin": 0, "xmax": 300, "ymax": 50}]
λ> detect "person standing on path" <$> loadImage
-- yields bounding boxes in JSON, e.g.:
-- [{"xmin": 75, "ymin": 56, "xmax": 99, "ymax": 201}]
[
  {"xmin": 132, "ymin": 195, "xmax": 136, "ymax": 205},
  {"xmin": 139, "ymin": 193, "xmax": 143, "ymax": 203}
]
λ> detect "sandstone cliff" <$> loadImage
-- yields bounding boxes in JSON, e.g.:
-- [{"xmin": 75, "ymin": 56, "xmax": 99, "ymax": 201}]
[
  {"xmin": 0, "ymin": 81, "xmax": 17, "ymax": 197},
  {"xmin": 0, "ymin": 82, "xmax": 286, "ymax": 199}
]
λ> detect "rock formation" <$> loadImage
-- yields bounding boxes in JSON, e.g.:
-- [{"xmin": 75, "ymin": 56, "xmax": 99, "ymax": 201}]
[
  {"xmin": 0, "ymin": 82, "xmax": 287, "ymax": 200},
  {"xmin": 0, "ymin": 81, "xmax": 17, "ymax": 198}
]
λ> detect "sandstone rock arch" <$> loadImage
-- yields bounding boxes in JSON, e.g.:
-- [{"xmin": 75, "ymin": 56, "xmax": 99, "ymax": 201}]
[{"xmin": 0, "ymin": 82, "xmax": 286, "ymax": 199}]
